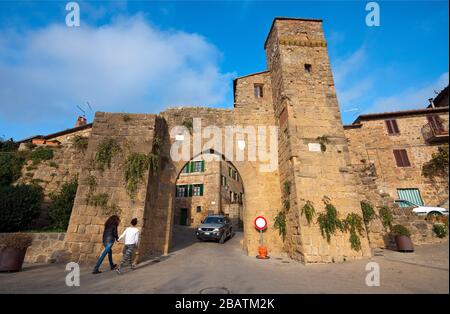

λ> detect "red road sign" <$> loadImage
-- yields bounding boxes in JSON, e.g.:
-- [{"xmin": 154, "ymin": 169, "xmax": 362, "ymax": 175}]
[{"xmin": 254, "ymin": 216, "xmax": 268, "ymax": 231}]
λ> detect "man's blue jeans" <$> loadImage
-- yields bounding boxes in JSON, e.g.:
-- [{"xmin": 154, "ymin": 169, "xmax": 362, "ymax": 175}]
[{"xmin": 93, "ymin": 243, "xmax": 114, "ymax": 272}]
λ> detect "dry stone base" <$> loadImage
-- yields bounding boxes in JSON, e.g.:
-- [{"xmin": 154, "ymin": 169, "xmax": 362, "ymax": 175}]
[{"xmin": 0, "ymin": 233, "xmax": 66, "ymax": 263}]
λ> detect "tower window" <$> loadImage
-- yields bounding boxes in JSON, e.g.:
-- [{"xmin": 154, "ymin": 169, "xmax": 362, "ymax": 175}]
[
  {"xmin": 254, "ymin": 84, "xmax": 264, "ymax": 98},
  {"xmin": 304, "ymin": 64, "xmax": 312, "ymax": 73}
]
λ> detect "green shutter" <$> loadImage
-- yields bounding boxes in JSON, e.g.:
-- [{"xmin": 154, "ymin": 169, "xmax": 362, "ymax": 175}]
[
  {"xmin": 189, "ymin": 161, "xmax": 194, "ymax": 173},
  {"xmin": 188, "ymin": 184, "xmax": 193, "ymax": 197},
  {"xmin": 183, "ymin": 185, "xmax": 188, "ymax": 197},
  {"xmin": 200, "ymin": 184, "xmax": 204, "ymax": 196},
  {"xmin": 201, "ymin": 160, "xmax": 205, "ymax": 172}
]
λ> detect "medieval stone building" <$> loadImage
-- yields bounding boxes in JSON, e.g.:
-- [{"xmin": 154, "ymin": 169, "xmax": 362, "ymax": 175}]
[{"xmin": 14, "ymin": 17, "xmax": 449, "ymax": 265}]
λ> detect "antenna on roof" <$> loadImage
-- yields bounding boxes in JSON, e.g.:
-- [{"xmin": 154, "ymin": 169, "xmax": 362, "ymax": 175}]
[
  {"xmin": 86, "ymin": 101, "xmax": 93, "ymax": 112},
  {"xmin": 76, "ymin": 105, "xmax": 86, "ymax": 117}
]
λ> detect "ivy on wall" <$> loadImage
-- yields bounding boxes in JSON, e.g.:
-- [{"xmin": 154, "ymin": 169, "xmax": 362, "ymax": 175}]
[{"xmin": 94, "ymin": 138, "xmax": 121, "ymax": 171}]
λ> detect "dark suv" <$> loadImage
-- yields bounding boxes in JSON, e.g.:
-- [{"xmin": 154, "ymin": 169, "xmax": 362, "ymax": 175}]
[{"xmin": 195, "ymin": 215, "xmax": 233, "ymax": 244}]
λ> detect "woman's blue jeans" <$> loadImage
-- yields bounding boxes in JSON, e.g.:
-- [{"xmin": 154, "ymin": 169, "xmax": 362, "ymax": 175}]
[{"xmin": 93, "ymin": 243, "xmax": 114, "ymax": 272}]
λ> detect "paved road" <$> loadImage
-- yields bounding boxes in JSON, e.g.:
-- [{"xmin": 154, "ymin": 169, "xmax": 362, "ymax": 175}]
[{"xmin": 0, "ymin": 226, "xmax": 448, "ymax": 293}]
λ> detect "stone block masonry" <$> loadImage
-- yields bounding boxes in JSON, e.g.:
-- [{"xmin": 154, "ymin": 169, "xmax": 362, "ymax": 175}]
[
  {"xmin": 0, "ymin": 233, "xmax": 66, "ymax": 264},
  {"xmin": 64, "ymin": 113, "xmax": 164, "ymax": 264},
  {"xmin": 265, "ymin": 18, "xmax": 371, "ymax": 263}
]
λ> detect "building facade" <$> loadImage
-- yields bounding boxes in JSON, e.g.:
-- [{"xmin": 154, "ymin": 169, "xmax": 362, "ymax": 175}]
[
  {"xmin": 344, "ymin": 105, "xmax": 449, "ymax": 209},
  {"xmin": 13, "ymin": 17, "xmax": 449, "ymax": 264},
  {"xmin": 174, "ymin": 155, "xmax": 244, "ymax": 228}
]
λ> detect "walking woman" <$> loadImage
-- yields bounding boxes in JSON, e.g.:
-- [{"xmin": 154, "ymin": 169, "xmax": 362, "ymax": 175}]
[{"xmin": 92, "ymin": 215, "xmax": 120, "ymax": 274}]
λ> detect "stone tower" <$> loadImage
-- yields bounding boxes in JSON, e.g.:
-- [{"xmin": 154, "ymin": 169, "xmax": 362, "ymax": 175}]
[{"xmin": 265, "ymin": 18, "xmax": 371, "ymax": 263}]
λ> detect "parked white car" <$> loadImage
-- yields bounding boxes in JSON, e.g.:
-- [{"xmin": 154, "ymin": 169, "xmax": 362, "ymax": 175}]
[{"xmin": 394, "ymin": 199, "xmax": 449, "ymax": 216}]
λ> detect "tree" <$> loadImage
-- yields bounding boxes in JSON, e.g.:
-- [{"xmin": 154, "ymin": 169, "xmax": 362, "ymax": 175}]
[{"xmin": 422, "ymin": 144, "xmax": 449, "ymax": 184}]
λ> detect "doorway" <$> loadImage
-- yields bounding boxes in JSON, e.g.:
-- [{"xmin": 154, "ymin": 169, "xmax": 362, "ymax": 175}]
[{"xmin": 179, "ymin": 208, "xmax": 188, "ymax": 225}]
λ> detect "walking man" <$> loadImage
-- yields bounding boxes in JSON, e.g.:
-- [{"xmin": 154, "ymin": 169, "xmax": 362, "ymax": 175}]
[{"xmin": 116, "ymin": 218, "xmax": 140, "ymax": 274}]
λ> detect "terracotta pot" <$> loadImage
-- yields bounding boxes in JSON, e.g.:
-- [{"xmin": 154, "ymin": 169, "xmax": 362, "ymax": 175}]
[
  {"xmin": 0, "ymin": 247, "xmax": 27, "ymax": 272},
  {"xmin": 395, "ymin": 235, "xmax": 414, "ymax": 252}
]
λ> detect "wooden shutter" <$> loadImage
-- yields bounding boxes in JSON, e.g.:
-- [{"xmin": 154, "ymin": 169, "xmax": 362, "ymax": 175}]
[
  {"xmin": 200, "ymin": 184, "xmax": 204, "ymax": 196},
  {"xmin": 386, "ymin": 119, "xmax": 399, "ymax": 135},
  {"xmin": 393, "ymin": 149, "xmax": 410, "ymax": 167},
  {"xmin": 201, "ymin": 160, "xmax": 205, "ymax": 172}
]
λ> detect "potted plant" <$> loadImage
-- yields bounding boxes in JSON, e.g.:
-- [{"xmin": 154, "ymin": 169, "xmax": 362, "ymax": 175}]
[
  {"xmin": 390, "ymin": 224, "xmax": 414, "ymax": 252},
  {"xmin": 0, "ymin": 233, "xmax": 33, "ymax": 272}
]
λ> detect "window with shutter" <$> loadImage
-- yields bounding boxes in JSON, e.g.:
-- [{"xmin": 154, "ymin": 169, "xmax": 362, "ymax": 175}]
[
  {"xmin": 385, "ymin": 119, "xmax": 400, "ymax": 135},
  {"xmin": 393, "ymin": 149, "xmax": 411, "ymax": 167}
]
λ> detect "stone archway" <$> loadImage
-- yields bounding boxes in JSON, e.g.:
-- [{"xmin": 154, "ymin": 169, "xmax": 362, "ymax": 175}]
[{"xmin": 137, "ymin": 108, "xmax": 283, "ymax": 255}]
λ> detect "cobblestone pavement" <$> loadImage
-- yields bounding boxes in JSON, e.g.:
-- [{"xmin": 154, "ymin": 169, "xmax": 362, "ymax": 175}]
[{"xmin": 0, "ymin": 227, "xmax": 448, "ymax": 294}]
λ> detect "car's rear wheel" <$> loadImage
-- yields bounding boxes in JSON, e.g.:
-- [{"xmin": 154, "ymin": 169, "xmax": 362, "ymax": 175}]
[{"xmin": 428, "ymin": 211, "xmax": 443, "ymax": 217}]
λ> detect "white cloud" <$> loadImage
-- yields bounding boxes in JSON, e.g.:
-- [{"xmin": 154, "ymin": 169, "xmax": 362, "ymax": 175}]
[
  {"xmin": 0, "ymin": 15, "xmax": 234, "ymax": 123},
  {"xmin": 366, "ymin": 72, "xmax": 449, "ymax": 113}
]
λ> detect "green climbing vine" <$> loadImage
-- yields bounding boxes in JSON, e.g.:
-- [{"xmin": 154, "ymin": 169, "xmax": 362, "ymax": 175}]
[
  {"xmin": 274, "ymin": 211, "xmax": 287, "ymax": 240},
  {"xmin": 301, "ymin": 200, "xmax": 316, "ymax": 225},
  {"xmin": 317, "ymin": 197, "xmax": 345, "ymax": 242},
  {"xmin": 378, "ymin": 205, "xmax": 394, "ymax": 231},
  {"xmin": 274, "ymin": 180, "xmax": 291, "ymax": 241},
  {"xmin": 344, "ymin": 213, "xmax": 365, "ymax": 251},
  {"xmin": 360, "ymin": 200, "xmax": 376, "ymax": 240},
  {"xmin": 123, "ymin": 152, "xmax": 150, "ymax": 197},
  {"xmin": 94, "ymin": 138, "xmax": 121, "ymax": 171}
]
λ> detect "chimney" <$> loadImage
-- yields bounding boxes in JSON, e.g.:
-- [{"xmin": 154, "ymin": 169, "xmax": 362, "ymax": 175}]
[
  {"xmin": 428, "ymin": 98, "xmax": 435, "ymax": 108},
  {"xmin": 75, "ymin": 116, "xmax": 87, "ymax": 127}
]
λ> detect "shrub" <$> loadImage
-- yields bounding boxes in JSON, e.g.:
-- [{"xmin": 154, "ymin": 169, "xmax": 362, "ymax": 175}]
[
  {"xmin": 48, "ymin": 178, "xmax": 78, "ymax": 230},
  {"xmin": 0, "ymin": 233, "xmax": 33, "ymax": 249},
  {"xmin": 390, "ymin": 224, "xmax": 411, "ymax": 237},
  {"xmin": 30, "ymin": 147, "xmax": 53, "ymax": 165},
  {"xmin": 48, "ymin": 161, "xmax": 58, "ymax": 168},
  {"xmin": 433, "ymin": 223, "xmax": 448, "ymax": 238},
  {"xmin": 0, "ymin": 152, "xmax": 26, "ymax": 186},
  {"xmin": 0, "ymin": 184, "xmax": 43, "ymax": 232},
  {"xmin": 71, "ymin": 135, "xmax": 89, "ymax": 152},
  {"xmin": 422, "ymin": 144, "xmax": 448, "ymax": 181},
  {"xmin": 0, "ymin": 138, "xmax": 18, "ymax": 152}
]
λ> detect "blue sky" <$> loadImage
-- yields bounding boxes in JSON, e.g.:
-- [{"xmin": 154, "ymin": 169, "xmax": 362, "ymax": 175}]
[{"xmin": 0, "ymin": 0, "xmax": 448, "ymax": 141}]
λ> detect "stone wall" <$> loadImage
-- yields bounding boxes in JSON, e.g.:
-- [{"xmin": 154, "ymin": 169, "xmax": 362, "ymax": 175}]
[
  {"xmin": 16, "ymin": 128, "xmax": 90, "ymax": 227},
  {"xmin": 0, "ymin": 233, "xmax": 66, "ymax": 263},
  {"xmin": 64, "ymin": 113, "xmax": 161, "ymax": 263},
  {"xmin": 366, "ymin": 208, "xmax": 447, "ymax": 250}
]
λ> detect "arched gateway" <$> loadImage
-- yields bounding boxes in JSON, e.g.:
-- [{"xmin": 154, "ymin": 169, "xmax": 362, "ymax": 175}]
[{"xmin": 64, "ymin": 17, "xmax": 371, "ymax": 264}]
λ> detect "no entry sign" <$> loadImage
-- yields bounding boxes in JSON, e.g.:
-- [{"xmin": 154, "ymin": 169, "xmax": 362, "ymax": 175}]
[{"xmin": 254, "ymin": 216, "xmax": 268, "ymax": 231}]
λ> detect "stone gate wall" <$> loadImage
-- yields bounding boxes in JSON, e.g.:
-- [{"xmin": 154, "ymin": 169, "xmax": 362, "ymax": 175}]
[{"xmin": 64, "ymin": 113, "xmax": 161, "ymax": 263}]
